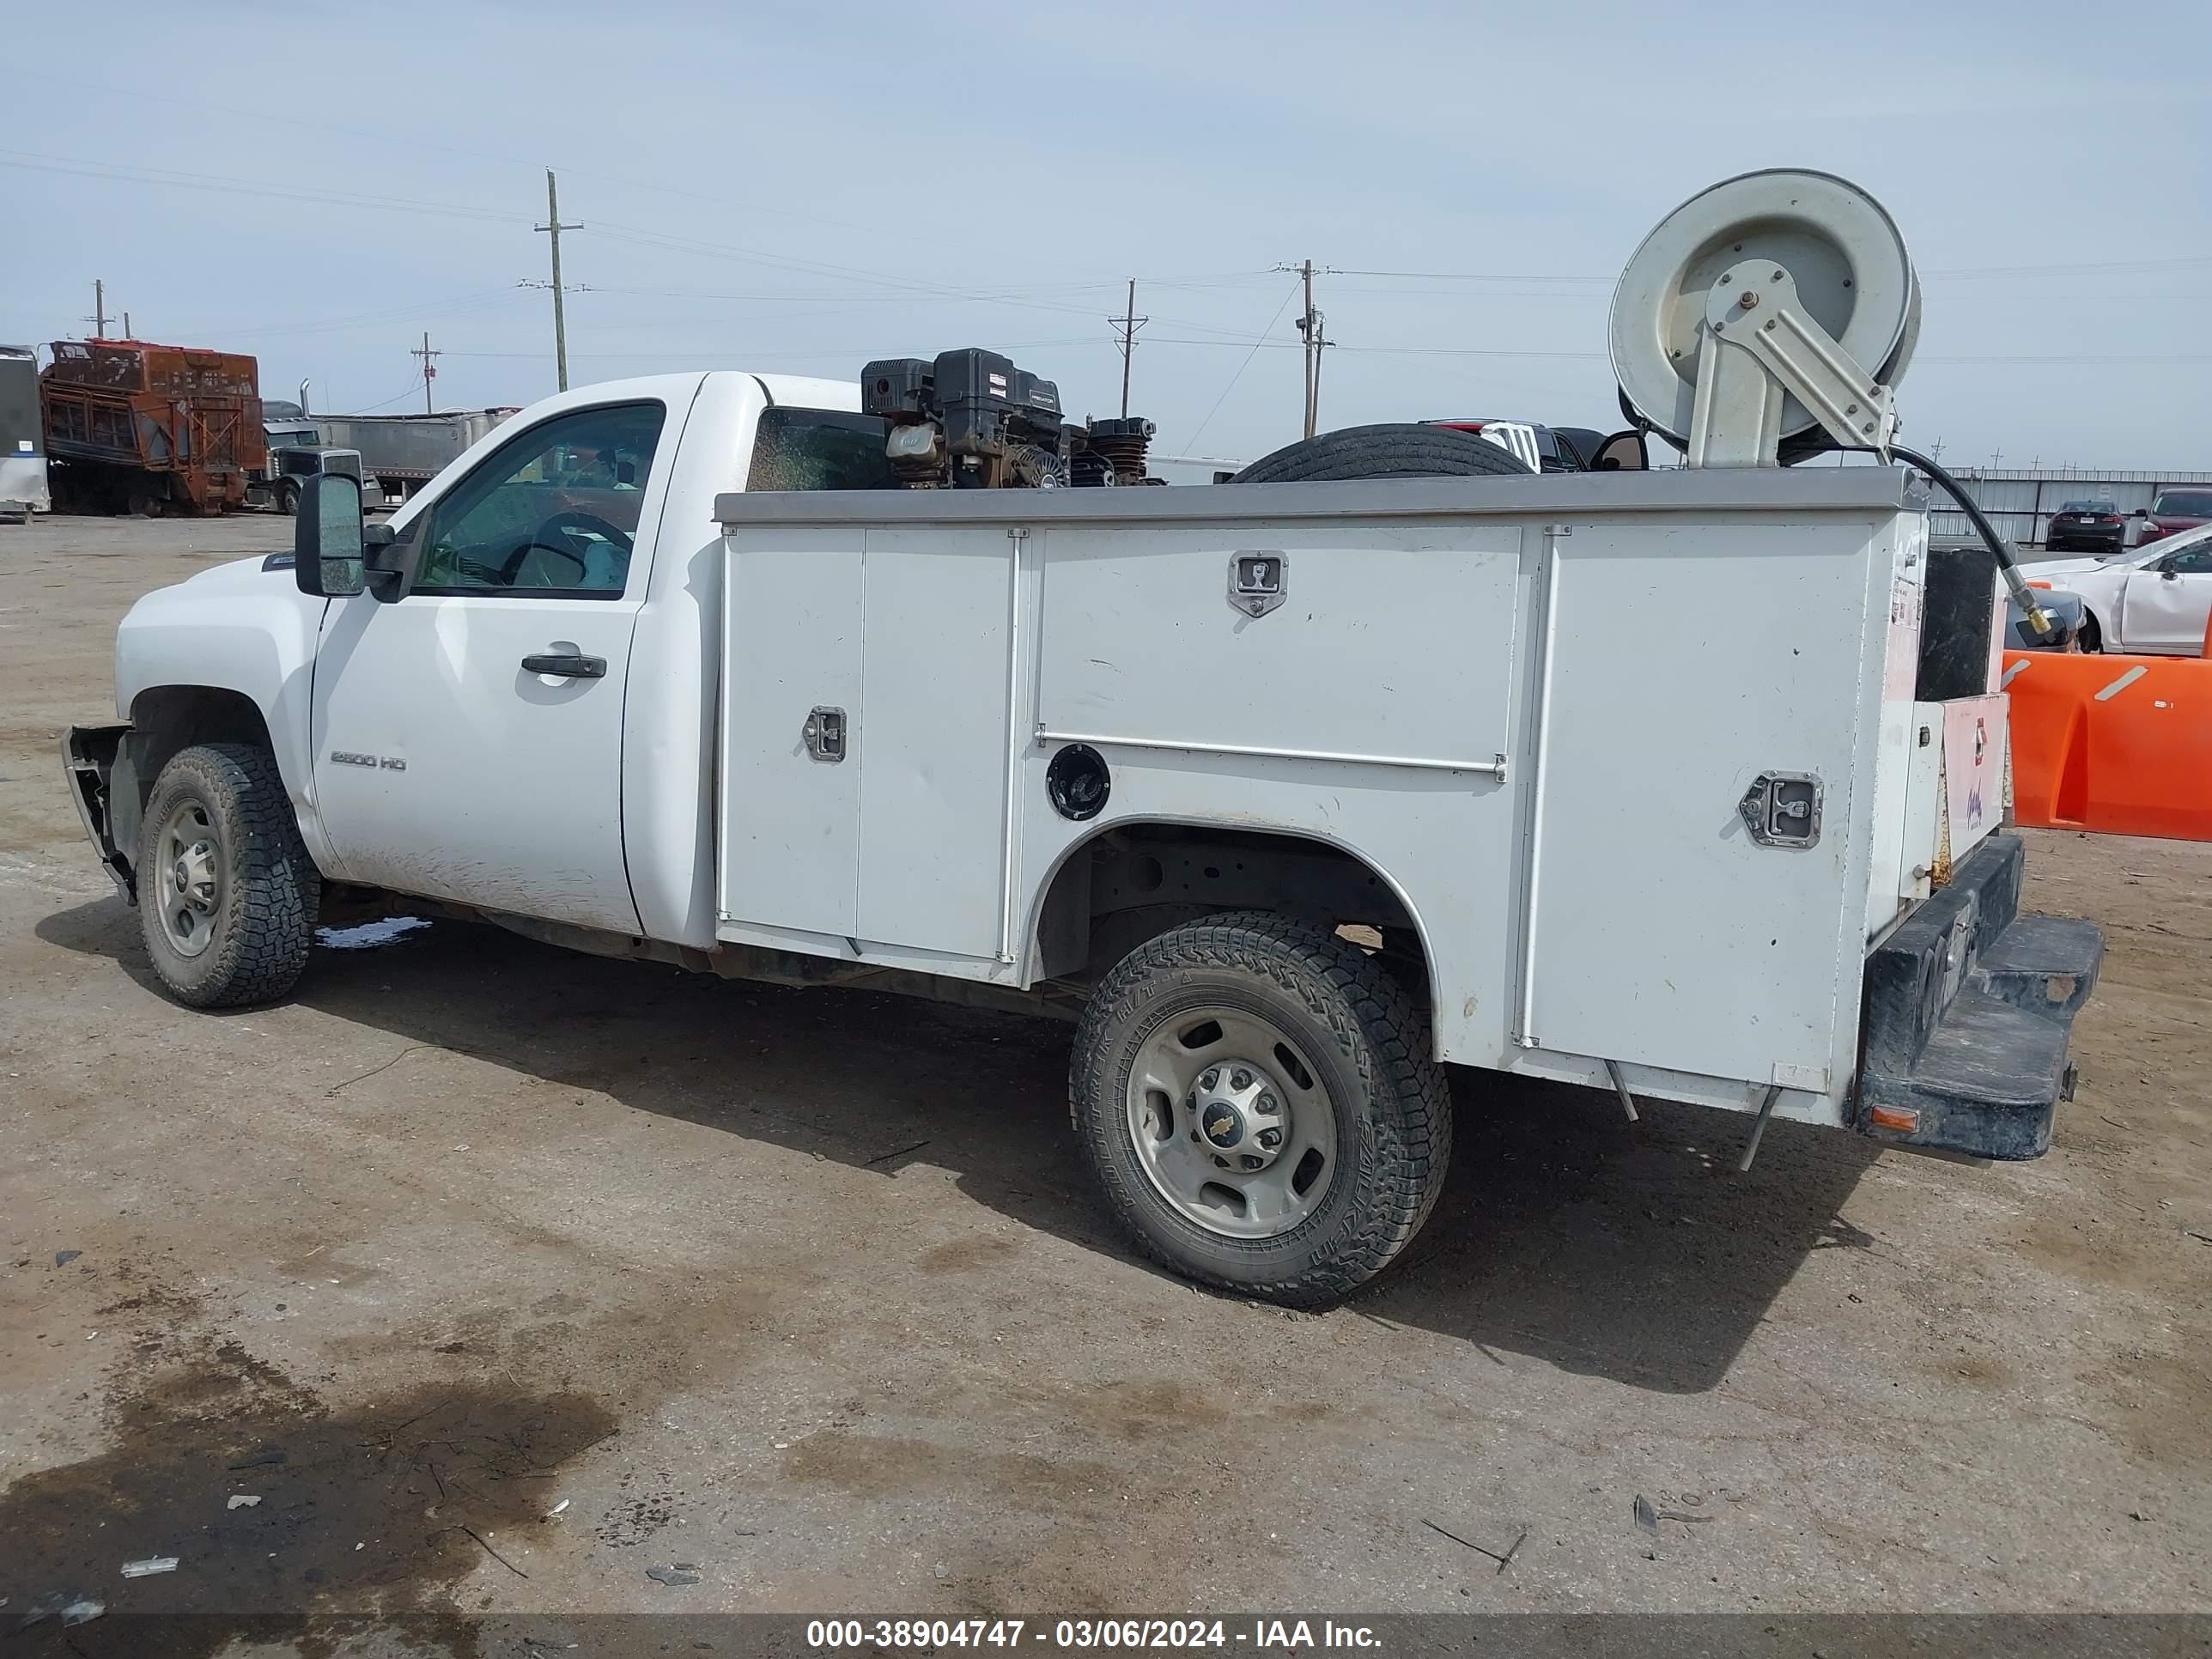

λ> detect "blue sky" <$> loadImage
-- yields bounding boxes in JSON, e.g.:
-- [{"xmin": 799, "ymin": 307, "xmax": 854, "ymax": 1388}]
[{"xmin": 3, "ymin": 0, "xmax": 2206, "ymax": 469}]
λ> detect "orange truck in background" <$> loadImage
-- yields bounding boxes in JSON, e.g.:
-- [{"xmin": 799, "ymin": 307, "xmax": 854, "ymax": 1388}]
[{"xmin": 41, "ymin": 339, "xmax": 265, "ymax": 516}]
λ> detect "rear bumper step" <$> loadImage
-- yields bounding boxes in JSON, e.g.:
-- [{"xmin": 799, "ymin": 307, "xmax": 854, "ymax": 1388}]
[{"xmin": 1856, "ymin": 833, "xmax": 2103, "ymax": 1160}]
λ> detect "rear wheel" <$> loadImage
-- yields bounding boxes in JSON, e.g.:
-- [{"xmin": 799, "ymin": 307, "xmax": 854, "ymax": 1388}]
[
  {"xmin": 1070, "ymin": 912, "xmax": 1452, "ymax": 1306},
  {"xmin": 2077, "ymin": 614, "xmax": 2104, "ymax": 653},
  {"xmin": 136, "ymin": 744, "xmax": 317, "ymax": 1008},
  {"xmin": 1232, "ymin": 422, "xmax": 1533, "ymax": 484}
]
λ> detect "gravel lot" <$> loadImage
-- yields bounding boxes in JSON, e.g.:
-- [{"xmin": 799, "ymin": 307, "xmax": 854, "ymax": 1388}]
[{"xmin": 2, "ymin": 515, "xmax": 2207, "ymax": 1650}]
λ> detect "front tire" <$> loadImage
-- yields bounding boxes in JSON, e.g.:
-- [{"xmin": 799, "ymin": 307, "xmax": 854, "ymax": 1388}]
[
  {"xmin": 136, "ymin": 744, "xmax": 317, "ymax": 1008},
  {"xmin": 1070, "ymin": 912, "xmax": 1452, "ymax": 1306}
]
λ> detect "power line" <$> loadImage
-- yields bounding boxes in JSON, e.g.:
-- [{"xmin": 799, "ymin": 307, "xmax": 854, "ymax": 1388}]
[
  {"xmin": 1331, "ymin": 255, "xmax": 2211, "ymax": 285},
  {"xmin": 438, "ymin": 337, "xmax": 1106, "ymax": 363},
  {"xmin": 1332, "ymin": 267, "xmax": 1612, "ymax": 285},
  {"xmin": 1185, "ymin": 278, "xmax": 1302, "ymax": 453},
  {"xmin": 0, "ymin": 149, "xmax": 521, "ymax": 226}
]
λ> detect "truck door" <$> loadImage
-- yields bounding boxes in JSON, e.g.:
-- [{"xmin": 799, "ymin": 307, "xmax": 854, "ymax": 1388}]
[
  {"xmin": 2119, "ymin": 539, "xmax": 2212, "ymax": 653},
  {"xmin": 308, "ymin": 398, "xmax": 673, "ymax": 933}
]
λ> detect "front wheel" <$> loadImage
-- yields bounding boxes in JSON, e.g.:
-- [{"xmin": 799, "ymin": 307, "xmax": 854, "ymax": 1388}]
[
  {"xmin": 276, "ymin": 481, "xmax": 299, "ymax": 517},
  {"xmin": 1070, "ymin": 912, "xmax": 1452, "ymax": 1306},
  {"xmin": 136, "ymin": 744, "xmax": 318, "ymax": 1008}
]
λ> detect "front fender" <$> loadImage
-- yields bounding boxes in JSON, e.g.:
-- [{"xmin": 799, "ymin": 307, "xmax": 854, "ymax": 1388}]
[{"xmin": 114, "ymin": 556, "xmax": 332, "ymax": 869}]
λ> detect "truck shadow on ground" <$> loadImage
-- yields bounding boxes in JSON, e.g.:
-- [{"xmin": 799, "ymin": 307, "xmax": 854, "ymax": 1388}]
[{"xmin": 40, "ymin": 900, "xmax": 1880, "ymax": 1396}]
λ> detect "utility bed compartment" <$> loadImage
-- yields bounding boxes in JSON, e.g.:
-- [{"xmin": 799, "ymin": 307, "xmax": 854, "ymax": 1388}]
[{"xmin": 712, "ymin": 467, "xmax": 2063, "ymax": 1135}]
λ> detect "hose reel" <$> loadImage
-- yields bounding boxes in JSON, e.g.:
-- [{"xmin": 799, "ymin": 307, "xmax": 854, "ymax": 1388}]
[{"xmin": 1607, "ymin": 169, "xmax": 1921, "ymax": 468}]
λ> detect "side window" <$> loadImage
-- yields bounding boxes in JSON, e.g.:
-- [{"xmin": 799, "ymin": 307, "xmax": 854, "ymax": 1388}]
[
  {"xmin": 414, "ymin": 401, "xmax": 666, "ymax": 597},
  {"xmin": 2169, "ymin": 546, "xmax": 2212, "ymax": 575}
]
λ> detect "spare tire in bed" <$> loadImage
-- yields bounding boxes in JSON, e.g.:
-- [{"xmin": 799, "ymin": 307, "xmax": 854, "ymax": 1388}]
[{"xmin": 1231, "ymin": 422, "xmax": 1534, "ymax": 484}]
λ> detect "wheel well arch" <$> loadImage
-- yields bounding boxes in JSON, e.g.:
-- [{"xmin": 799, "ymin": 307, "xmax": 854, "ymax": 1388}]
[
  {"xmin": 1027, "ymin": 816, "xmax": 1437, "ymax": 1012},
  {"xmin": 112, "ymin": 686, "xmax": 276, "ymax": 867}
]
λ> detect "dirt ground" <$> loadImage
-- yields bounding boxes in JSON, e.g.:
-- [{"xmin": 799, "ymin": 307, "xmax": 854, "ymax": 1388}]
[{"xmin": 2, "ymin": 515, "xmax": 2207, "ymax": 1649}]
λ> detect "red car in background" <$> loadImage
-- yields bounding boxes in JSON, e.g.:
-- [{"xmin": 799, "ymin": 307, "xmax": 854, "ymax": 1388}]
[{"xmin": 2139, "ymin": 485, "xmax": 2212, "ymax": 544}]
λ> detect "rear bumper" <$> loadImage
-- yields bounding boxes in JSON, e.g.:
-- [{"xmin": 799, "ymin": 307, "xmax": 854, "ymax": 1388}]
[
  {"xmin": 1856, "ymin": 833, "xmax": 2102, "ymax": 1159},
  {"xmin": 62, "ymin": 723, "xmax": 135, "ymax": 901}
]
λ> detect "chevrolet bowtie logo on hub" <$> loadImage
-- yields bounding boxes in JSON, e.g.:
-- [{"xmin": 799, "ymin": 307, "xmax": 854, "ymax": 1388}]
[{"xmin": 1201, "ymin": 1103, "xmax": 1244, "ymax": 1149}]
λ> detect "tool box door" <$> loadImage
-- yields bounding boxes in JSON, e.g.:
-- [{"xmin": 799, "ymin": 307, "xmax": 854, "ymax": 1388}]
[
  {"xmin": 1520, "ymin": 520, "xmax": 1878, "ymax": 1087},
  {"xmin": 720, "ymin": 527, "xmax": 863, "ymax": 941}
]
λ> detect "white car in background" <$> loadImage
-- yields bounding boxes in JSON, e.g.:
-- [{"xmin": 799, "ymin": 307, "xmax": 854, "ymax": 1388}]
[{"xmin": 2029, "ymin": 520, "xmax": 2212, "ymax": 654}]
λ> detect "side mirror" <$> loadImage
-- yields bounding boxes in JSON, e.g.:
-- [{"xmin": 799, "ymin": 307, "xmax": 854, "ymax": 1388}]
[
  {"xmin": 293, "ymin": 473, "xmax": 366, "ymax": 598},
  {"xmin": 1591, "ymin": 429, "xmax": 1649, "ymax": 472},
  {"xmin": 616, "ymin": 459, "xmax": 636, "ymax": 486}
]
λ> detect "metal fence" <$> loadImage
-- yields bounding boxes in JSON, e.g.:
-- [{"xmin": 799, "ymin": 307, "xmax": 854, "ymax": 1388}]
[{"xmin": 1923, "ymin": 467, "xmax": 2212, "ymax": 545}]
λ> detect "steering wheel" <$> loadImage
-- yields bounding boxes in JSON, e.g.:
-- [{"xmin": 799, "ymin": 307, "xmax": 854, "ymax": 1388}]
[{"xmin": 499, "ymin": 510, "xmax": 635, "ymax": 585}]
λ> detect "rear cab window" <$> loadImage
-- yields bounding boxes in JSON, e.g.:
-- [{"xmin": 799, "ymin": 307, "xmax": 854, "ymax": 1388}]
[{"xmin": 746, "ymin": 408, "xmax": 898, "ymax": 492}]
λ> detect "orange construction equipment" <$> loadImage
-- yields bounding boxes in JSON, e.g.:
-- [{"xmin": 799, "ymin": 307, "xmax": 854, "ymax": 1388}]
[{"xmin": 2003, "ymin": 651, "xmax": 2212, "ymax": 841}]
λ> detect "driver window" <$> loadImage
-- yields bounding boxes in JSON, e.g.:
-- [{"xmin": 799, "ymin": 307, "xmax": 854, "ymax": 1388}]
[
  {"xmin": 414, "ymin": 401, "xmax": 666, "ymax": 597},
  {"xmin": 2167, "ymin": 545, "xmax": 2212, "ymax": 576}
]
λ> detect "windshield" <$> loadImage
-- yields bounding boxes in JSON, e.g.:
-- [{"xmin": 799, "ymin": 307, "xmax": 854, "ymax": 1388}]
[
  {"xmin": 2152, "ymin": 489, "xmax": 2212, "ymax": 518},
  {"xmin": 2143, "ymin": 520, "xmax": 2212, "ymax": 561},
  {"xmin": 747, "ymin": 408, "xmax": 898, "ymax": 491}
]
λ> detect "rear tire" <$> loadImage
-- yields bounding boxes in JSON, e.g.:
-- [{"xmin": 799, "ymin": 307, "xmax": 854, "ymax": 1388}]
[
  {"xmin": 2077, "ymin": 615, "xmax": 2104, "ymax": 653},
  {"xmin": 1070, "ymin": 912, "xmax": 1452, "ymax": 1306},
  {"xmin": 136, "ymin": 744, "xmax": 317, "ymax": 1008},
  {"xmin": 1232, "ymin": 422, "xmax": 1533, "ymax": 484}
]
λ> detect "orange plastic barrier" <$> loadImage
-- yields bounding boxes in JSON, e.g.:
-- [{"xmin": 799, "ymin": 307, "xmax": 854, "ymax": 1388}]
[{"xmin": 2003, "ymin": 651, "xmax": 2212, "ymax": 841}]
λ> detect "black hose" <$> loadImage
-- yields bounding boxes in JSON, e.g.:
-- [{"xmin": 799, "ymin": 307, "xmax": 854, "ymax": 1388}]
[{"xmin": 1838, "ymin": 442, "xmax": 2055, "ymax": 639}]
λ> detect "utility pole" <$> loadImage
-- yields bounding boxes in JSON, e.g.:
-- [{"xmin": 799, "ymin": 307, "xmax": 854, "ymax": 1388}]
[
  {"xmin": 1275, "ymin": 261, "xmax": 1333, "ymax": 438},
  {"xmin": 1110, "ymin": 279, "xmax": 1147, "ymax": 418},
  {"xmin": 85, "ymin": 280, "xmax": 107, "ymax": 338},
  {"xmin": 411, "ymin": 331, "xmax": 441, "ymax": 413},
  {"xmin": 1298, "ymin": 260, "xmax": 1316, "ymax": 437},
  {"xmin": 535, "ymin": 169, "xmax": 582, "ymax": 392},
  {"xmin": 122, "ymin": 311, "xmax": 133, "ymax": 339}
]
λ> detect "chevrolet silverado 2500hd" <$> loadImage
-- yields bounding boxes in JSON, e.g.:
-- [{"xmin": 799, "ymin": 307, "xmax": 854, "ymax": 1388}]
[{"xmin": 58, "ymin": 362, "xmax": 2102, "ymax": 1304}]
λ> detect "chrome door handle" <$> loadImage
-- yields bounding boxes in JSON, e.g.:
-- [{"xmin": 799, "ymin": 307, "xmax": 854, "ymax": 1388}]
[{"xmin": 521, "ymin": 653, "xmax": 606, "ymax": 679}]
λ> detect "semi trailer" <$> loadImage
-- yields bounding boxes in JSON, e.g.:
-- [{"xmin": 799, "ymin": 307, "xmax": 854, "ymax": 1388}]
[
  {"xmin": 40, "ymin": 338, "xmax": 264, "ymax": 516},
  {"xmin": 313, "ymin": 408, "xmax": 519, "ymax": 505}
]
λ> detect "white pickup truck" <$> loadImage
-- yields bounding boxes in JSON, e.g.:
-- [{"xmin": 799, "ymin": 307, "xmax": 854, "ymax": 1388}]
[
  {"xmin": 59, "ymin": 363, "xmax": 2105, "ymax": 1305},
  {"xmin": 60, "ymin": 170, "xmax": 2111, "ymax": 1304}
]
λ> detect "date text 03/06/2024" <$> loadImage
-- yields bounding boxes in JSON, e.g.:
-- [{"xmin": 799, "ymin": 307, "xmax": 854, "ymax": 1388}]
[{"xmin": 805, "ymin": 1619, "xmax": 1382, "ymax": 1650}]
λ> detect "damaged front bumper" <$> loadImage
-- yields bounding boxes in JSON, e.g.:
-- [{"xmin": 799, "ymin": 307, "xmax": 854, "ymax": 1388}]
[
  {"xmin": 62, "ymin": 722, "xmax": 135, "ymax": 901},
  {"xmin": 1857, "ymin": 833, "xmax": 2103, "ymax": 1160}
]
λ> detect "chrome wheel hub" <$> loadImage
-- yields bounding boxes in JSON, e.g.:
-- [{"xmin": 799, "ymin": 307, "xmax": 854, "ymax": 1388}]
[
  {"xmin": 155, "ymin": 800, "xmax": 223, "ymax": 959},
  {"xmin": 1127, "ymin": 1008, "xmax": 1337, "ymax": 1241},
  {"xmin": 1191, "ymin": 1060, "xmax": 1285, "ymax": 1171}
]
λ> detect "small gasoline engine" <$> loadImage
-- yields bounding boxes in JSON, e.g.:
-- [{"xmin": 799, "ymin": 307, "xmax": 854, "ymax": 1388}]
[{"xmin": 860, "ymin": 348, "xmax": 1156, "ymax": 489}]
